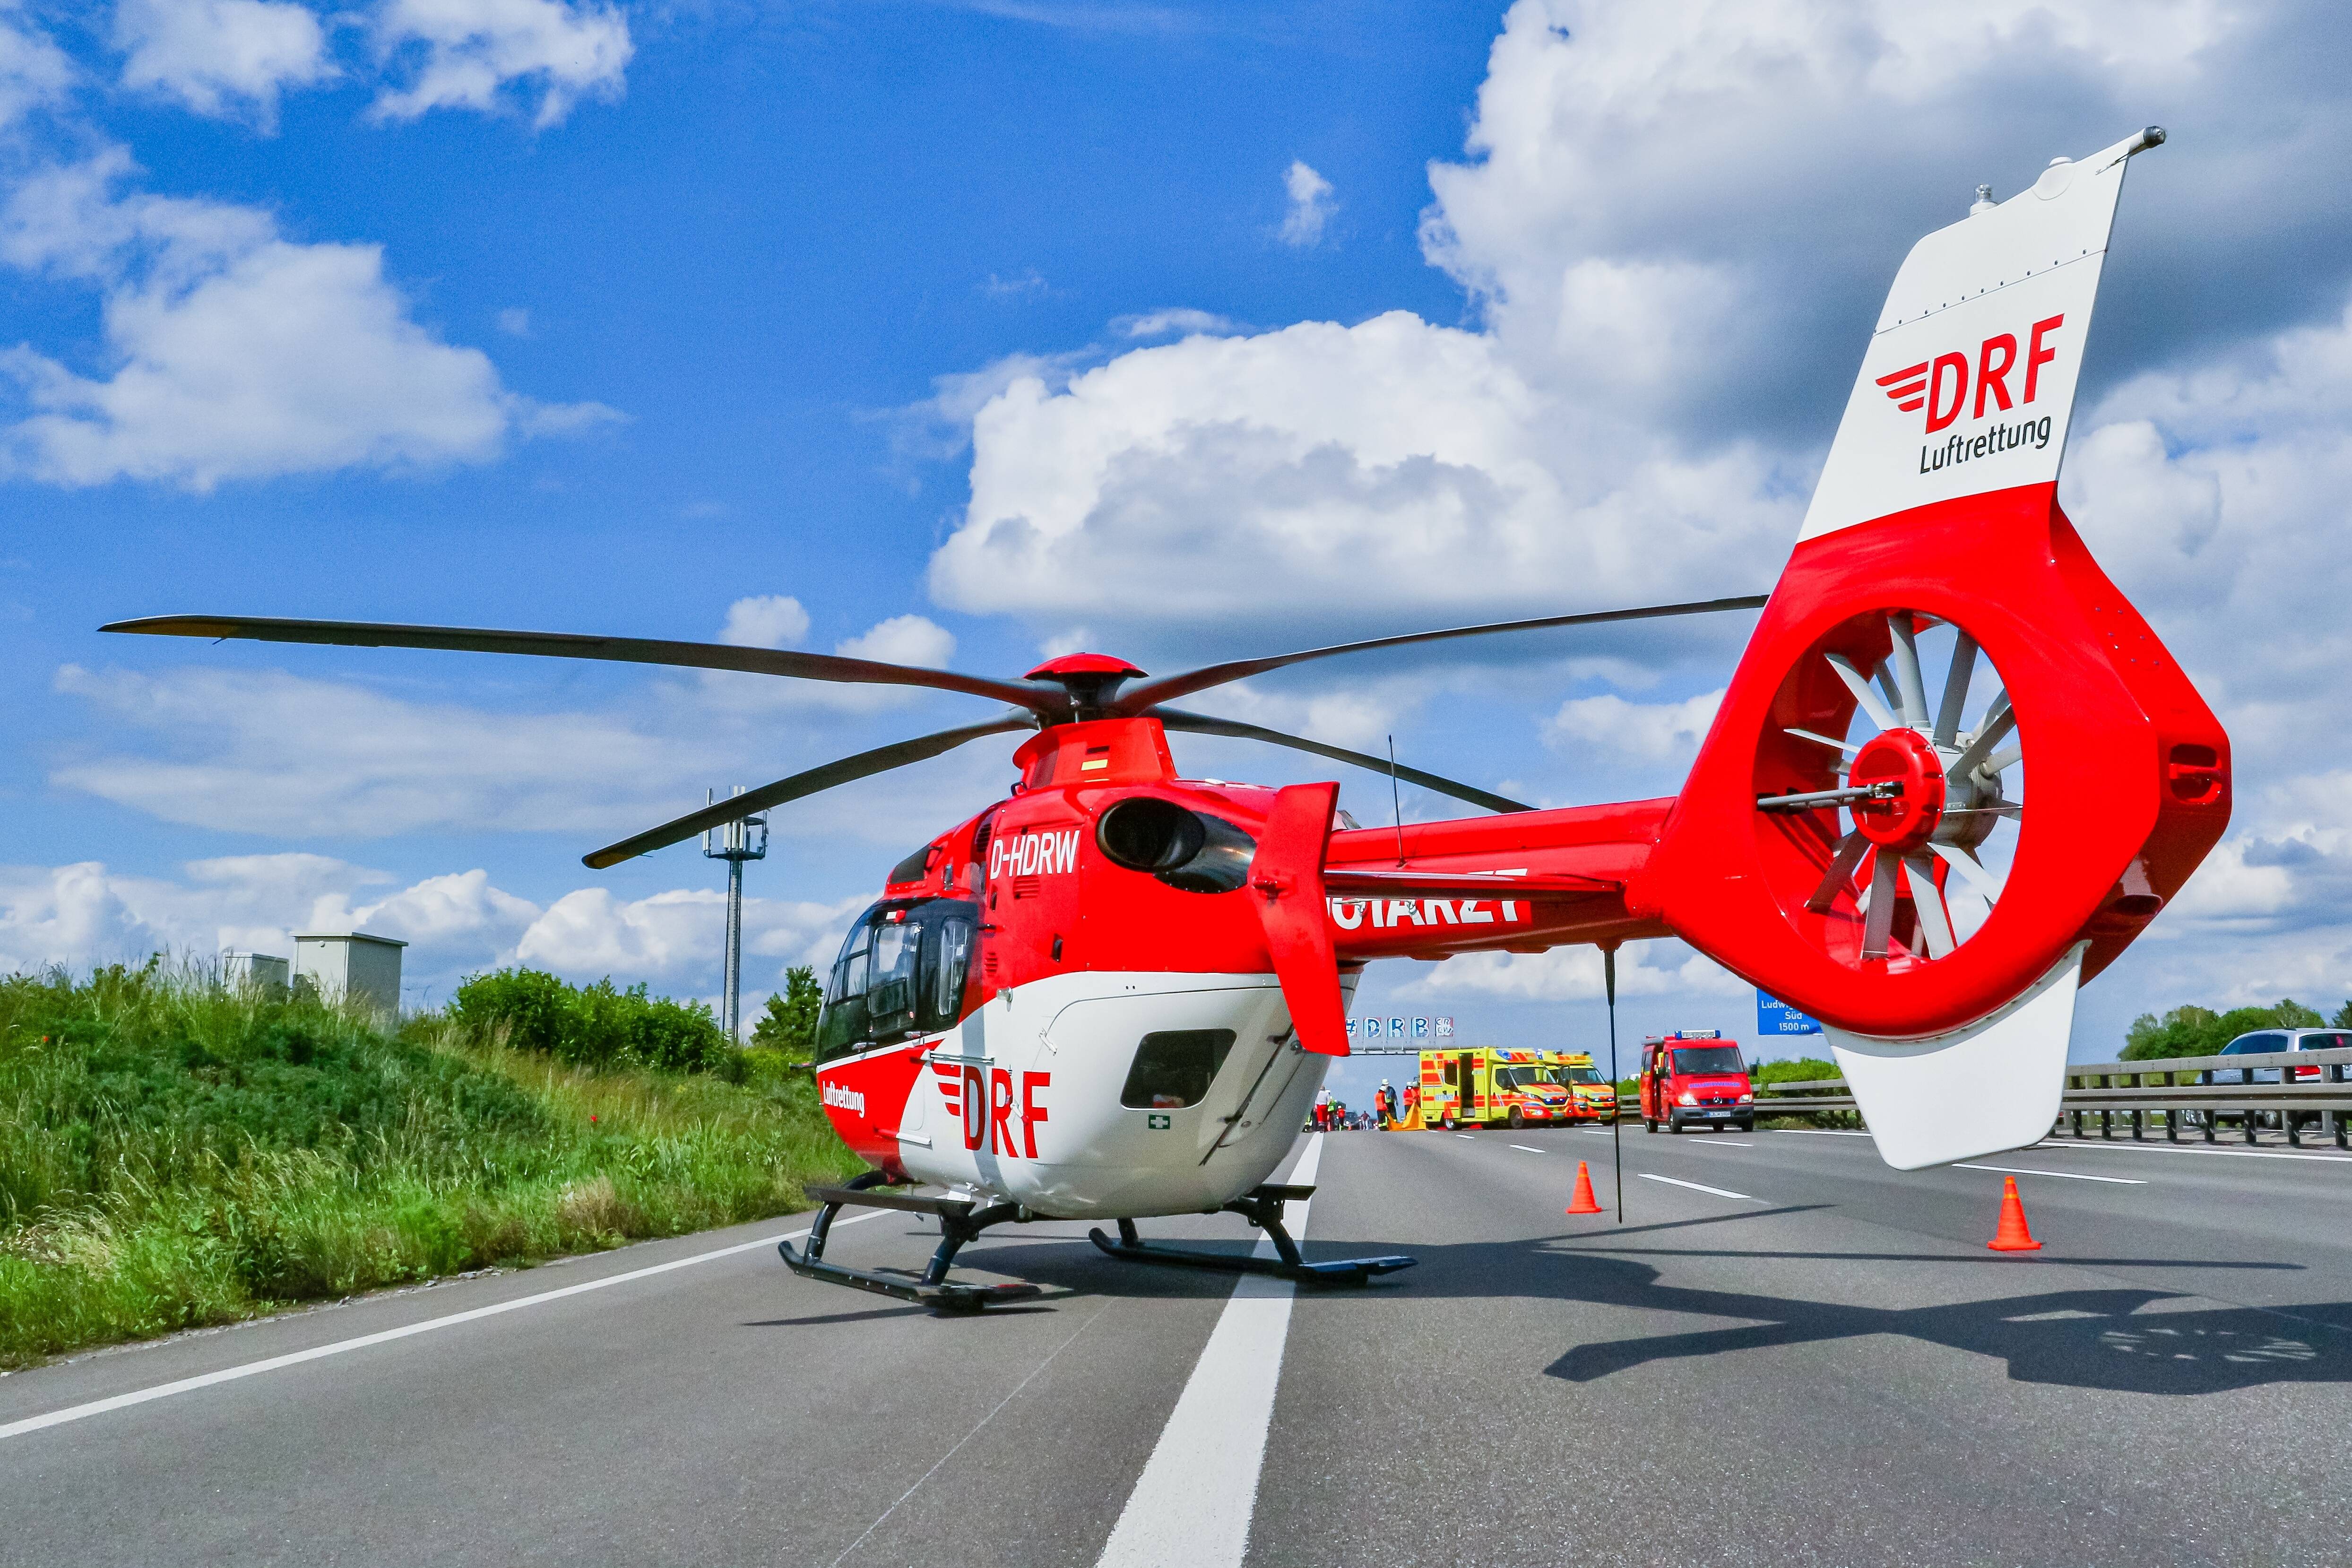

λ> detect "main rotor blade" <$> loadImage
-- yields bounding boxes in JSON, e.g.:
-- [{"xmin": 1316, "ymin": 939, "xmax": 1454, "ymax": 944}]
[
  {"xmin": 1147, "ymin": 707, "xmax": 1531, "ymax": 814},
  {"xmin": 1111, "ymin": 594, "xmax": 1769, "ymax": 714},
  {"xmin": 102, "ymin": 614, "xmax": 1066, "ymax": 716},
  {"xmin": 581, "ymin": 711, "xmax": 1037, "ymax": 870}
]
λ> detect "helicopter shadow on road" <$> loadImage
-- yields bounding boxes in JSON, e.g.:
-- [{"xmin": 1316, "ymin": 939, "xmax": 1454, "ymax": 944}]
[{"xmin": 1282, "ymin": 1210, "xmax": 2347, "ymax": 1397}]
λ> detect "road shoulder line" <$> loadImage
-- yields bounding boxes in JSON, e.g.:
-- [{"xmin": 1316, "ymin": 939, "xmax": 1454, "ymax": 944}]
[{"xmin": 0, "ymin": 1213, "xmax": 881, "ymax": 1443}]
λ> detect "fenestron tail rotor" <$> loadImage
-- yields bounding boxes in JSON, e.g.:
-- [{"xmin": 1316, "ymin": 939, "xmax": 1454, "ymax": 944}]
[{"xmin": 1763, "ymin": 609, "xmax": 2025, "ymax": 970}]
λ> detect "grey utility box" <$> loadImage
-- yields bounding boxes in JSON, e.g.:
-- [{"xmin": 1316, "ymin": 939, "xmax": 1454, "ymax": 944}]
[
  {"xmin": 292, "ymin": 931, "xmax": 407, "ymax": 1017},
  {"xmin": 222, "ymin": 952, "xmax": 290, "ymax": 995}
]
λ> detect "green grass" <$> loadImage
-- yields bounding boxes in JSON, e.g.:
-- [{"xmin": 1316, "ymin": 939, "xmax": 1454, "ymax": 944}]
[{"xmin": 0, "ymin": 961, "xmax": 863, "ymax": 1368}]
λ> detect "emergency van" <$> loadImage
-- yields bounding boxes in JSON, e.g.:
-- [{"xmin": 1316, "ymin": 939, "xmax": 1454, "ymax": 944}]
[
  {"xmin": 1416, "ymin": 1047, "xmax": 1581, "ymax": 1129},
  {"xmin": 1540, "ymin": 1051, "xmax": 1618, "ymax": 1123},
  {"xmin": 1638, "ymin": 1031, "xmax": 1756, "ymax": 1134}
]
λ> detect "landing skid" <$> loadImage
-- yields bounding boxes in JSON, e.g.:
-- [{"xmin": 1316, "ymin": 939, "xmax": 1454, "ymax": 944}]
[
  {"xmin": 778, "ymin": 1172, "xmax": 1045, "ymax": 1314},
  {"xmin": 1088, "ymin": 1183, "xmax": 1417, "ymax": 1287}
]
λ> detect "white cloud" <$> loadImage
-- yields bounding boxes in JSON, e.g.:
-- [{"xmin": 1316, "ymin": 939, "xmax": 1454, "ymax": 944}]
[
  {"xmin": 0, "ymin": 150, "xmax": 617, "ymax": 489},
  {"xmin": 496, "ymin": 305, "xmax": 530, "ymax": 336},
  {"xmin": 927, "ymin": 312, "xmax": 1791, "ymax": 633},
  {"xmin": 1402, "ymin": 938, "xmax": 1745, "ymax": 1003},
  {"xmin": 369, "ymin": 0, "xmax": 632, "ymax": 129},
  {"xmin": 516, "ymin": 886, "xmax": 862, "ymax": 982},
  {"xmin": 836, "ymin": 613, "xmax": 954, "ymax": 669},
  {"xmin": 114, "ymin": 0, "xmax": 335, "ymax": 125},
  {"xmin": 982, "ymin": 267, "xmax": 1046, "ymax": 299},
  {"xmin": 720, "ymin": 594, "xmax": 812, "ymax": 650},
  {"xmin": 1113, "ymin": 308, "xmax": 1240, "ymax": 340},
  {"xmin": 1278, "ymin": 160, "xmax": 1332, "ymax": 247},
  {"xmin": 0, "ymin": 7, "xmax": 73, "ymax": 130},
  {"xmin": 1545, "ymin": 687, "xmax": 1723, "ymax": 766},
  {"xmin": 51, "ymin": 663, "xmax": 720, "ymax": 838}
]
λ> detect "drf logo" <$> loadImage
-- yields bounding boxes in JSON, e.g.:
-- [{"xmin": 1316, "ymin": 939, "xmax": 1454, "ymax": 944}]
[
  {"xmin": 961, "ymin": 1066, "xmax": 1051, "ymax": 1157},
  {"xmin": 1878, "ymin": 314, "xmax": 2064, "ymax": 433},
  {"xmin": 989, "ymin": 829, "xmax": 1079, "ymax": 880}
]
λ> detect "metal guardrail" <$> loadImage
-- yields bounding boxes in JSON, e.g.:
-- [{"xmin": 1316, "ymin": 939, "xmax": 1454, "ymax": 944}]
[{"xmin": 1748, "ymin": 1047, "xmax": 2352, "ymax": 1150}]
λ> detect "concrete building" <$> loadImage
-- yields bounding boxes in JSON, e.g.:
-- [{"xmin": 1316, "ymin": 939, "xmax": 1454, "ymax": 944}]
[
  {"xmin": 221, "ymin": 952, "xmax": 290, "ymax": 995},
  {"xmin": 292, "ymin": 931, "xmax": 407, "ymax": 1017}
]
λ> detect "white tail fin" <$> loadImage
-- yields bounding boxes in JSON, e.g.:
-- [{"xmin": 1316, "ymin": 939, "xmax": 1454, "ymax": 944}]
[{"xmin": 1801, "ymin": 127, "xmax": 2162, "ymax": 545}]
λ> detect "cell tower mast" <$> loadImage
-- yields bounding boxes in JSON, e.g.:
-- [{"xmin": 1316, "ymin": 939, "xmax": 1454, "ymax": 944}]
[{"xmin": 701, "ymin": 786, "xmax": 769, "ymax": 1045}]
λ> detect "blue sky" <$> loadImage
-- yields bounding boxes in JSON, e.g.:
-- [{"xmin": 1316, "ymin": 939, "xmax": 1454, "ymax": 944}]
[{"xmin": 6, "ymin": 0, "xmax": 2352, "ymax": 1096}]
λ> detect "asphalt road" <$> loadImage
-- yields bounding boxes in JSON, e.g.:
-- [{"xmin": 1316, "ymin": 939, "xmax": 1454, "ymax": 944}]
[{"xmin": 7, "ymin": 1126, "xmax": 2352, "ymax": 1568}]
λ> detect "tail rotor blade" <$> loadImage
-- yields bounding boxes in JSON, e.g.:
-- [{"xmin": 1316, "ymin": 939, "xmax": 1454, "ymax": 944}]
[
  {"xmin": 1933, "ymin": 631, "xmax": 1978, "ymax": 748},
  {"xmin": 1861, "ymin": 848, "xmax": 1899, "ymax": 959},
  {"xmin": 1951, "ymin": 692, "xmax": 2015, "ymax": 779},
  {"xmin": 1930, "ymin": 840, "xmax": 2006, "ymax": 901},
  {"xmin": 1886, "ymin": 613, "xmax": 1931, "ymax": 729},
  {"xmin": 1903, "ymin": 852, "xmax": 1957, "ymax": 957},
  {"xmin": 1827, "ymin": 652, "xmax": 1902, "ymax": 732},
  {"xmin": 1806, "ymin": 831, "xmax": 1873, "ymax": 913}
]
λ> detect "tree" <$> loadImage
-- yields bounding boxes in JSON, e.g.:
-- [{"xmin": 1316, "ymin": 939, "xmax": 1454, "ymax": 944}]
[
  {"xmin": 751, "ymin": 967, "xmax": 823, "ymax": 1057},
  {"xmin": 2335, "ymin": 1001, "xmax": 2352, "ymax": 1031}
]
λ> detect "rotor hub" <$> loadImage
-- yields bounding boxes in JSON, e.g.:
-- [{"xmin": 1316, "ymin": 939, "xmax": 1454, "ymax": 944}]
[{"xmin": 1849, "ymin": 727, "xmax": 1946, "ymax": 851}]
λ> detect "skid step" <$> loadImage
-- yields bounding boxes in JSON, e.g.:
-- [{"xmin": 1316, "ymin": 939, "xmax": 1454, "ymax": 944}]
[
  {"xmin": 1087, "ymin": 1227, "xmax": 1414, "ymax": 1287},
  {"xmin": 806, "ymin": 1184, "xmax": 976, "ymax": 1220},
  {"xmin": 778, "ymin": 1242, "xmax": 1042, "ymax": 1314}
]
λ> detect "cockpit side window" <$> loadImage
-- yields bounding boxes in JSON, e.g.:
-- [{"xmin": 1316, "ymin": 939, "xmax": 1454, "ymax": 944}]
[{"xmin": 815, "ymin": 898, "xmax": 981, "ymax": 1063}]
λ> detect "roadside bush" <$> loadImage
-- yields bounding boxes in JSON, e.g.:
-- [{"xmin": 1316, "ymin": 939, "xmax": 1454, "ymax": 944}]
[
  {"xmin": 452, "ymin": 969, "xmax": 741, "ymax": 1079},
  {"xmin": 2121, "ymin": 999, "xmax": 2334, "ymax": 1061},
  {"xmin": 0, "ymin": 961, "xmax": 862, "ymax": 1367}
]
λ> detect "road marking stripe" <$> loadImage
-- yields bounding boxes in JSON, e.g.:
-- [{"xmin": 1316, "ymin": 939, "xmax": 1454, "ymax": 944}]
[
  {"xmin": 1785, "ymin": 1128, "xmax": 1873, "ymax": 1137},
  {"xmin": 0, "ymin": 1212, "xmax": 883, "ymax": 1443},
  {"xmin": 1455, "ymin": 1134, "xmax": 1476, "ymax": 1140},
  {"xmin": 1956, "ymin": 1162, "xmax": 2144, "ymax": 1184},
  {"xmin": 1509, "ymin": 1144, "xmax": 1545, "ymax": 1154},
  {"xmin": 1094, "ymin": 1135, "xmax": 1323, "ymax": 1568},
  {"xmin": 1576, "ymin": 1129, "xmax": 1612, "ymax": 1137},
  {"xmin": 2037, "ymin": 1139, "xmax": 2352, "ymax": 1165},
  {"xmin": 1695, "ymin": 1140, "xmax": 1755, "ymax": 1147},
  {"xmin": 1637, "ymin": 1172, "xmax": 1764, "ymax": 1203}
]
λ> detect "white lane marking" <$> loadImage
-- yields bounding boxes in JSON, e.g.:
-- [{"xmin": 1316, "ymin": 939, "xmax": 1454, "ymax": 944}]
[
  {"xmin": 1957, "ymin": 1162, "xmax": 2144, "ymax": 1185},
  {"xmin": 1094, "ymin": 1135, "xmax": 1323, "ymax": 1568},
  {"xmin": 1692, "ymin": 1140, "xmax": 1755, "ymax": 1147},
  {"xmin": 0, "ymin": 1212, "xmax": 883, "ymax": 1443},
  {"xmin": 1509, "ymin": 1145, "xmax": 1545, "ymax": 1154},
  {"xmin": 2037, "ymin": 1139, "xmax": 2352, "ymax": 1165},
  {"xmin": 1638, "ymin": 1172, "xmax": 1764, "ymax": 1203},
  {"xmin": 1455, "ymin": 1134, "xmax": 1476, "ymax": 1140},
  {"xmin": 826, "ymin": 1304, "xmax": 1106, "ymax": 1568},
  {"xmin": 1957, "ymin": 1161, "xmax": 2145, "ymax": 1185},
  {"xmin": 1576, "ymin": 1129, "xmax": 1612, "ymax": 1137},
  {"xmin": 1784, "ymin": 1128, "xmax": 1873, "ymax": 1137}
]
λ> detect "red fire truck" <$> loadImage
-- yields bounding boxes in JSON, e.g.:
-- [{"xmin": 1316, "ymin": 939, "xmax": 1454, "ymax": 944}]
[{"xmin": 1638, "ymin": 1031, "xmax": 1756, "ymax": 1134}]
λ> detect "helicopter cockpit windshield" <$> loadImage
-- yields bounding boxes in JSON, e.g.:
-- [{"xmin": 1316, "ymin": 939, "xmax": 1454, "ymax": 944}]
[{"xmin": 815, "ymin": 898, "xmax": 978, "ymax": 1062}]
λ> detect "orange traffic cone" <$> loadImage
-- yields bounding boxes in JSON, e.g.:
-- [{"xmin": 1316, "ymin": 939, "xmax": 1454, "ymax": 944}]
[
  {"xmin": 1987, "ymin": 1175, "xmax": 2042, "ymax": 1251},
  {"xmin": 1566, "ymin": 1160, "xmax": 1603, "ymax": 1215}
]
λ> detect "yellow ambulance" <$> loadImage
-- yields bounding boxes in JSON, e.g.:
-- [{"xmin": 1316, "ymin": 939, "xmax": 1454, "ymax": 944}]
[{"xmin": 1414, "ymin": 1047, "xmax": 1581, "ymax": 1130}]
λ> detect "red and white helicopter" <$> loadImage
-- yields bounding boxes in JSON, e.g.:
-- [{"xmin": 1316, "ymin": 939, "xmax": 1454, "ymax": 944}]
[{"xmin": 110, "ymin": 127, "xmax": 2228, "ymax": 1311}]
